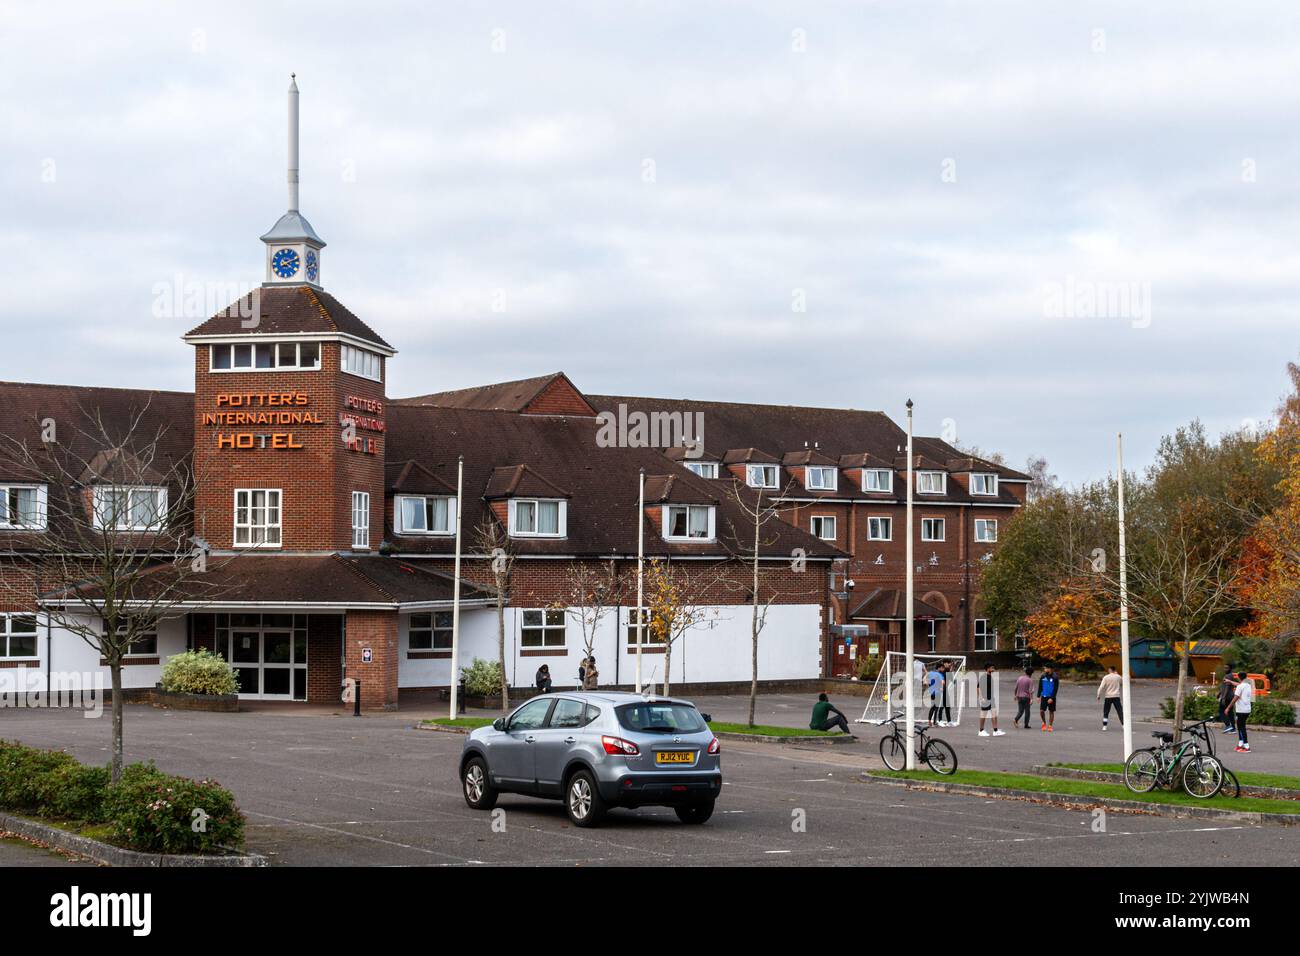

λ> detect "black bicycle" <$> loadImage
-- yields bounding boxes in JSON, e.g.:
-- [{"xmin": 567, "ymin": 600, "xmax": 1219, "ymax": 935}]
[
  {"xmin": 1122, "ymin": 717, "xmax": 1225, "ymax": 798},
  {"xmin": 878, "ymin": 712, "xmax": 958, "ymax": 775}
]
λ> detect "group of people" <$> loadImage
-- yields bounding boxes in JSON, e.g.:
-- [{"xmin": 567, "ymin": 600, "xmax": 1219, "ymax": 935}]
[
  {"xmin": 1217, "ymin": 671, "xmax": 1256, "ymax": 753},
  {"xmin": 532, "ymin": 657, "xmax": 601, "ymax": 694}
]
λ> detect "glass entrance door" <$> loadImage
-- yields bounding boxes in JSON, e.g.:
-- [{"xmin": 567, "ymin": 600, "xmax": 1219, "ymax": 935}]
[{"xmin": 217, "ymin": 614, "xmax": 309, "ymax": 700}]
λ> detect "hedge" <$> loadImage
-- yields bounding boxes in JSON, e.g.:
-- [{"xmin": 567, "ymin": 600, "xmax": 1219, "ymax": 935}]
[
  {"xmin": 1160, "ymin": 694, "xmax": 1296, "ymax": 727},
  {"xmin": 0, "ymin": 740, "xmax": 245, "ymax": 854}
]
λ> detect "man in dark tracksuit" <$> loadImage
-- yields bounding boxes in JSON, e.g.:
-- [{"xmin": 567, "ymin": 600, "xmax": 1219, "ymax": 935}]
[{"xmin": 1037, "ymin": 666, "xmax": 1060, "ymax": 732}]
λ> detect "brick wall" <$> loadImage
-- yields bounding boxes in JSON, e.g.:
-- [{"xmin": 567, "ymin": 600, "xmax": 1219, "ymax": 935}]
[{"xmin": 343, "ymin": 609, "xmax": 398, "ymax": 710}]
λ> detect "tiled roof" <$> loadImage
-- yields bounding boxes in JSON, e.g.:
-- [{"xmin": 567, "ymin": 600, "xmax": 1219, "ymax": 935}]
[
  {"xmin": 848, "ymin": 588, "xmax": 952, "ymax": 621},
  {"xmin": 483, "ymin": 464, "xmax": 571, "ymax": 500},
  {"xmin": 185, "ymin": 286, "xmax": 393, "ymax": 351},
  {"xmin": 394, "ymin": 372, "xmax": 595, "ymax": 415}
]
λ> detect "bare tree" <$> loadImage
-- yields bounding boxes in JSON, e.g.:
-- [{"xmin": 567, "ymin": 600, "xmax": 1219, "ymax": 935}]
[
  {"xmin": 720, "ymin": 477, "xmax": 816, "ymax": 727},
  {"xmin": 557, "ymin": 557, "xmax": 626, "ymax": 682},
  {"xmin": 473, "ymin": 517, "xmax": 515, "ymax": 713},
  {"xmin": 0, "ymin": 406, "xmax": 230, "ymax": 782}
]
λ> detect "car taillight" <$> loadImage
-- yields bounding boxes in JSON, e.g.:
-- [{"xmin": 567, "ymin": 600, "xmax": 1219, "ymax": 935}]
[
  {"xmin": 601, "ymin": 735, "xmax": 639, "ymax": 756},
  {"xmin": 707, "ymin": 736, "xmax": 720, "ymax": 755}
]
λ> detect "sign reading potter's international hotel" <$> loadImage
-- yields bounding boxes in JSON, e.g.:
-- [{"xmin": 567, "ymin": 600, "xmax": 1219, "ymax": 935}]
[
  {"xmin": 202, "ymin": 391, "xmax": 324, "ymax": 449},
  {"xmin": 340, "ymin": 394, "xmax": 385, "ymax": 455}
]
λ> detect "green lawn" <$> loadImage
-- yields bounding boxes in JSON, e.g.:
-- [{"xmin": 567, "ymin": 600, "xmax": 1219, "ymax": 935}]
[
  {"xmin": 708, "ymin": 721, "xmax": 839, "ymax": 737},
  {"xmin": 875, "ymin": 769, "xmax": 1300, "ymax": 815},
  {"xmin": 1051, "ymin": 762, "xmax": 1300, "ymax": 791},
  {"xmin": 420, "ymin": 717, "xmax": 494, "ymax": 729}
]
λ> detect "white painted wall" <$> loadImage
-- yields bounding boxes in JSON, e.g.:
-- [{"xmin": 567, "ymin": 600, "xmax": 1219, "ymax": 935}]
[
  {"xmin": 1, "ymin": 612, "xmax": 187, "ymax": 694},
  {"xmin": 395, "ymin": 603, "xmax": 823, "ymax": 690}
]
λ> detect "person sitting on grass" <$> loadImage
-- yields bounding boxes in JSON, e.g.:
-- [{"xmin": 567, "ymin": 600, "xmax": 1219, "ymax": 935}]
[{"xmin": 810, "ymin": 693, "xmax": 856, "ymax": 737}]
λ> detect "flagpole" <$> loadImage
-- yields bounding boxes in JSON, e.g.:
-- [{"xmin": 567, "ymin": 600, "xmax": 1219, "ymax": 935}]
[
  {"xmin": 1116, "ymin": 434, "xmax": 1133, "ymax": 761},
  {"xmin": 449, "ymin": 455, "xmax": 464, "ymax": 720},
  {"xmin": 636, "ymin": 467, "xmax": 645, "ymax": 694},
  {"xmin": 904, "ymin": 399, "xmax": 916, "ymax": 770}
]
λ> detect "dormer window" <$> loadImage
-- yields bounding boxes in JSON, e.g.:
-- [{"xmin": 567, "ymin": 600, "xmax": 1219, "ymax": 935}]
[
  {"xmin": 340, "ymin": 344, "xmax": 382, "ymax": 382},
  {"xmin": 685, "ymin": 462, "xmax": 719, "ymax": 479},
  {"xmin": 805, "ymin": 466, "xmax": 837, "ymax": 491},
  {"xmin": 0, "ymin": 484, "xmax": 46, "ymax": 530},
  {"xmin": 862, "ymin": 469, "xmax": 892, "ymax": 493},
  {"xmin": 746, "ymin": 464, "xmax": 779, "ymax": 489},
  {"xmin": 396, "ymin": 495, "xmax": 455, "ymax": 535},
  {"xmin": 970, "ymin": 473, "xmax": 998, "ymax": 496},
  {"xmin": 210, "ymin": 341, "xmax": 320, "ymax": 371},
  {"xmin": 975, "ymin": 519, "xmax": 998, "ymax": 543},
  {"xmin": 916, "ymin": 471, "xmax": 946, "ymax": 495},
  {"xmin": 510, "ymin": 498, "xmax": 565, "ymax": 537},
  {"xmin": 663, "ymin": 504, "xmax": 714, "ymax": 541},
  {"xmin": 93, "ymin": 486, "xmax": 167, "ymax": 531}
]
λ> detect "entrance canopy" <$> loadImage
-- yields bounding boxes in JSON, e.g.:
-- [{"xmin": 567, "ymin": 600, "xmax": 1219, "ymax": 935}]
[{"xmin": 847, "ymin": 587, "xmax": 951, "ymax": 623}]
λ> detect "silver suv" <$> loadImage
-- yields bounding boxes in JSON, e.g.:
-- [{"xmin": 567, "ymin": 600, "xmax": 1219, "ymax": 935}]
[{"xmin": 459, "ymin": 691, "xmax": 722, "ymax": 827}]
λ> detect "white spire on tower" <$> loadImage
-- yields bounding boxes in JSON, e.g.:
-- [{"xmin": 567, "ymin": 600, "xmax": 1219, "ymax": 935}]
[{"xmin": 287, "ymin": 73, "xmax": 300, "ymax": 213}]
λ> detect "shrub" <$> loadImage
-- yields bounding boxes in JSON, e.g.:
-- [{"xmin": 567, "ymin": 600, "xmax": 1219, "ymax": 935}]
[
  {"xmin": 0, "ymin": 740, "xmax": 80, "ymax": 813},
  {"xmin": 855, "ymin": 654, "xmax": 883, "ymax": 681},
  {"xmin": 104, "ymin": 761, "xmax": 244, "ymax": 854},
  {"xmin": 34, "ymin": 762, "xmax": 112, "ymax": 821},
  {"xmin": 461, "ymin": 658, "xmax": 503, "ymax": 697},
  {"xmin": 1160, "ymin": 694, "xmax": 1296, "ymax": 726},
  {"xmin": 159, "ymin": 649, "xmax": 238, "ymax": 696}
]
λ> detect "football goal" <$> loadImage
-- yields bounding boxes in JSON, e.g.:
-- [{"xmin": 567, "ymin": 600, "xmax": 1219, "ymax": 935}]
[{"xmin": 858, "ymin": 652, "xmax": 968, "ymax": 726}]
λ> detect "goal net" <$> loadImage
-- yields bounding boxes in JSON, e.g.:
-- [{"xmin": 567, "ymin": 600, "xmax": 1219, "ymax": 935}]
[{"xmin": 858, "ymin": 652, "xmax": 968, "ymax": 726}]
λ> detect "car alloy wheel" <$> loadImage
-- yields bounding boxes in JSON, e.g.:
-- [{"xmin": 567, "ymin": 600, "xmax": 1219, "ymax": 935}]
[
  {"xmin": 569, "ymin": 775, "xmax": 592, "ymax": 820},
  {"xmin": 465, "ymin": 764, "xmax": 485, "ymax": 802}
]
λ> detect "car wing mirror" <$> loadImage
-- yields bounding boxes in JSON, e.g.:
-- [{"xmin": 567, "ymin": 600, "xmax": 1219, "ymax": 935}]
[{"xmin": 492, "ymin": 717, "xmax": 506, "ymax": 732}]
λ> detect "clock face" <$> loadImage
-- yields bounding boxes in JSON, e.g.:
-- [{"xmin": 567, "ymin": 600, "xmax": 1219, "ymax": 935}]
[
  {"xmin": 305, "ymin": 249, "xmax": 319, "ymax": 282},
  {"xmin": 271, "ymin": 248, "xmax": 300, "ymax": 278}
]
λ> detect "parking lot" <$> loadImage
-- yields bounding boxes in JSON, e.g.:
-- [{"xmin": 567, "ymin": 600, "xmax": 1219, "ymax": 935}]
[{"xmin": 2, "ymin": 681, "xmax": 1296, "ymax": 867}]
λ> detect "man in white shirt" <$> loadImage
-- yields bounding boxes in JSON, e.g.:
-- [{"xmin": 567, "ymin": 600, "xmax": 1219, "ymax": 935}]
[{"xmin": 1232, "ymin": 671, "xmax": 1254, "ymax": 753}]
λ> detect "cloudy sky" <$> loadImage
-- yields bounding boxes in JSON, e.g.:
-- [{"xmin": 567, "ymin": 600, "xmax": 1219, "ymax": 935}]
[{"xmin": 1, "ymin": 2, "xmax": 1295, "ymax": 483}]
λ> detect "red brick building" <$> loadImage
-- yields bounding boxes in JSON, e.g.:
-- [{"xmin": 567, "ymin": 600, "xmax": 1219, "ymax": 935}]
[{"xmin": 0, "ymin": 81, "xmax": 1025, "ymax": 710}]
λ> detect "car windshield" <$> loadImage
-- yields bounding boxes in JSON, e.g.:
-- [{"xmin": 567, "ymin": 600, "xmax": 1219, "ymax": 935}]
[{"xmin": 616, "ymin": 702, "xmax": 706, "ymax": 734}]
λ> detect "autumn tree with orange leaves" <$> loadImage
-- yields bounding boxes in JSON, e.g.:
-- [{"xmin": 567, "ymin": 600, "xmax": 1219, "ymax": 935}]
[{"xmin": 1024, "ymin": 587, "xmax": 1116, "ymax": 665}]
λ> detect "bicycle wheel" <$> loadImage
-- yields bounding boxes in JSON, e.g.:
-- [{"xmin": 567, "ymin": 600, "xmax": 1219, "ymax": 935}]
[
  {"xmin": 1181, "ymin": 755, "xmax": 1224, "ymax": 799},
  {"xmin": 1123, "ymin": 749, "xmax": 1162, "ymax": 794},
  {"xmin": 923, "ymin": 737, "xmax": 958, "ymax": 775},
  {"xmin": 1221, "ymin": 767, "xmax": 1241, "ymax": 799},
  {"xmin": 879, "ymin": 733, "xmax": 908, "ymax": 771}
]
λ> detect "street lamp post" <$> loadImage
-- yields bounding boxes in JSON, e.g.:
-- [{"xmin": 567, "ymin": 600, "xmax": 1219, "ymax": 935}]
[
  {"xmin": 904, "ymin": 400, "xmax": 916, "ymax": 770},
  {"xmin": 449, "ymin": 455, "xmax": 464, "ymax": 721},
  {"xmin": 1117, "ymin": 434, "xmax": 1134, "ymax": 761},
  {"xmin": 636, "ymin": 467, "xmax": 645, "ymax": 695}
]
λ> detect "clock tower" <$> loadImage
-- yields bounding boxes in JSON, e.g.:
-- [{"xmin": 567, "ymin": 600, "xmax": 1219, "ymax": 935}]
[{"xmin": 260, "ymin": 74, "xmax": 325, "ymax": 288}]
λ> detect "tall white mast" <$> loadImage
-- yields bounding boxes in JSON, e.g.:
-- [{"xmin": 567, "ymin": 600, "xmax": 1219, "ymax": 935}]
[
  {"xmin": 1117, "ymin": 434, "xmax": 1133, "ymax": 761},
  {"xmin": 904, "ymin": 399, "xmax": 916, "ymax": 770}
]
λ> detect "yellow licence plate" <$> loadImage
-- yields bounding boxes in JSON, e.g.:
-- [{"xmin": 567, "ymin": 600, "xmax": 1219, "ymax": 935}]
[{"xmin": 655, "ymin": 751, "xmax": 694, "ymax": 765}]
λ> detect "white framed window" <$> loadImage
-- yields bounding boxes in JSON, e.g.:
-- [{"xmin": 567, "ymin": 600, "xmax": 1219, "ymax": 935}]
[
  {"xmin": 868, "ymin": 516, "xmax": 892, "ymax": 541},
  {"xmin": 396, "ymin": 495, "xmax": 454, "ymax": 535},
  {"xmin": 521, "ymin": 609, "xmax": 566, "ymax": 648},
  {"xmin": 975, "ymin": 518, "xmax": 998, "ymax": 543},
  {"xmin": 862, "ymin": 469, "xmax": 893, "ymax": 493},
  {"xmin": 352, "ymin": 491, "xmax": 370, "ymax": 549},
  {"xmin": 0, "ymin": 614, "xmax": 38, "ymax": 658},
  {"xmin": 0, "ymin": 484, "xmax": 46, "ymax": 530},
  {"xmin": 509, "ymin": 498, "xmax": 565, "ymax": 537},
  {"xmin": 925, "ymin": 619, "xmax": 937, "ymax": 653},
  {"xmin": 970, "ymin": 473, "xmax": 998, "ymax": 496},
  {"xmin": 233, "ymin": 489, "xmax": 281, "ymax": 547},
  {"xmin": 409, "ymin": 611, "xmax": 453, "ymax": 650},
  {"xmin": 340, "ymin": 344, "xmax": 383, "ymax": 381},
  {"xmin": 746, "ymin": 464, "xmax": 779, "ymax": 488},
  {"xmin": 627, "ymin": 608, "xmax": 663, "ymax": 646},
  {"xmin": 974, "ymin": 619, "xmax": 996, "ymax": 652},
  {"xmin": 103, "ymin": 616, "xmax": 158, "ymax": 657},
  {"xmin": 684, "ymin": 462, "xmax": 718, "ymax": 479},
  {"xmin": 811, "ymin": 515, "xmax": 837, "ymax": 541},
  {"xmin": 805, "ymin": 466, "xmax": 837, "ymax": 491},
  {"xmin": 663, "ymin": 504, "xmax": 714, "ymax": 541},
  {"xmin": 921, "ymin": 517, "xmax": 945, "ymax": 542},
  {"xmin": 916, "ymin": 471, "xmax": 946, "ymax": 494},
  {"xmin": 93, "ymin": 486, "xmax": 167, "ymax": 531},
  {"xmin": 209, "ymin": 341, "xmax": 320, "ymax": 372},
  {"xmin": 1014, "ymin": 629, "xmax": 1028, "ymax": 651}
]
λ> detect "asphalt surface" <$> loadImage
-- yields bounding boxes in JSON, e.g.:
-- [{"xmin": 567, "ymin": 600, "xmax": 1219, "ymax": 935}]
[{"xmin": 1, "ymin": 683, "xmax": 1296, "ymax": 867}]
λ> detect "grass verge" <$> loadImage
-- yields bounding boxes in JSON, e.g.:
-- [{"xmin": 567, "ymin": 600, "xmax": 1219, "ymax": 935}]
[
  {"xmin": 874, "ymin": 769, "xmax": 1300, "ymax": 815},
  {"xmin": 421, "ymin": 717, "xmax": 495, "ymax": 729},
  {"xmin": 708, "ymin": 721, "xmax": 839, "ymax": 737},
  {"xmin": 1050, "ymin": 762, "xmax": 1300, "ymax": 791}
]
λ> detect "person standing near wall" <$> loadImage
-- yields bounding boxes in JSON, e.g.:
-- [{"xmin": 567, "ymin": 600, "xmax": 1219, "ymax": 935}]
[{"xmin": 1097, "ymin": 665, "xmax": 1123, "ymax": 731}]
